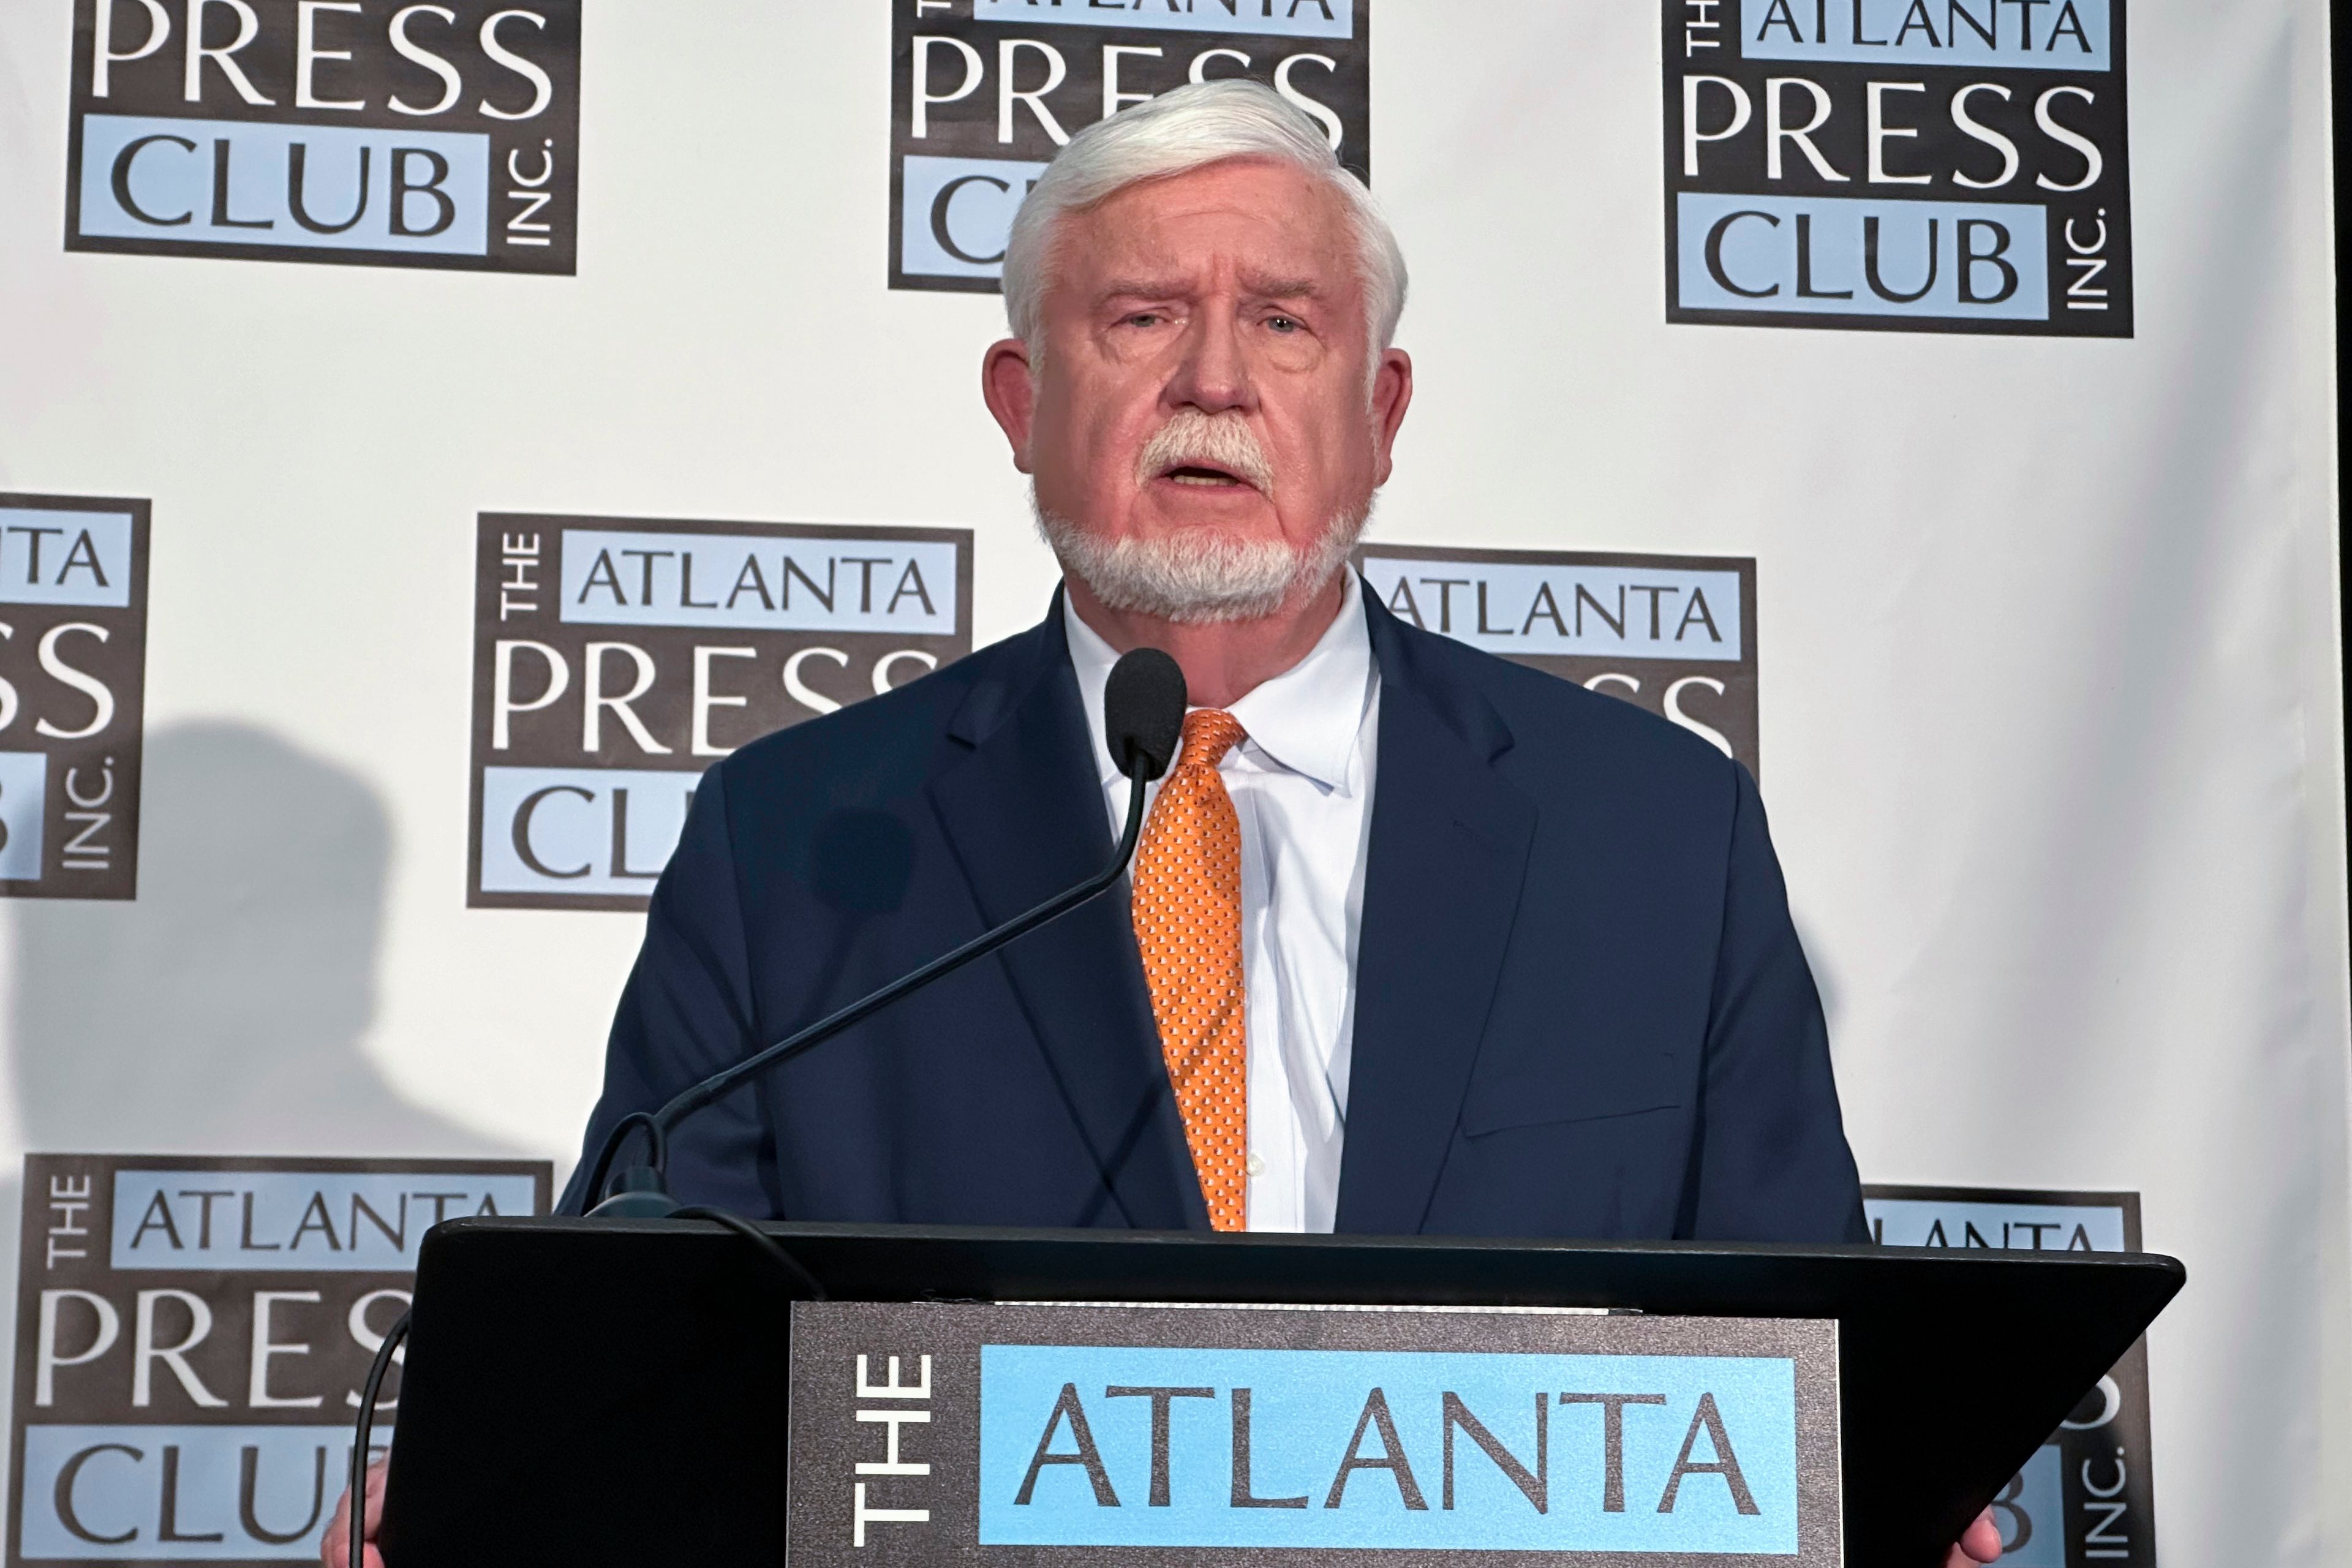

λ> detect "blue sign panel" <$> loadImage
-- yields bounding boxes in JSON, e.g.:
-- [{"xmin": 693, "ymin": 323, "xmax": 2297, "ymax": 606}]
[
  {"xmin": 977, "ymin": 1345, "xmax": 1798, "ymax": 1553},
  {"xmin": 1676, "ymin": 194, "xmax": 2050, "ymax": 322},
  {"xmin": 77, "ymin": 116, "xmax": 491, "ymax": 256},
  {"xmin": 1740, "ymin": 0, "xmax": 2111, "ymax": 69}
]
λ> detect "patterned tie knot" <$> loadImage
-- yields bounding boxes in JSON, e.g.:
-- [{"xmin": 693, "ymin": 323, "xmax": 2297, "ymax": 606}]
[{"xmin": 1178, "ymin": 709, "xmax": 1246, "ymax": 772}]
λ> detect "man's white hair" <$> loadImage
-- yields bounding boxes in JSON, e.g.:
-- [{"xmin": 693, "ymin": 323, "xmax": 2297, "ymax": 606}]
[{"xmin": 1002, "ymin": 78, "xmax": 1408, "ymax": 362}]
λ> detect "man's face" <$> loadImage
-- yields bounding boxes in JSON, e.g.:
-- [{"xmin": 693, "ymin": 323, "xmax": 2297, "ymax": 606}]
[{"xmin": 984, "ymin": 158, "xmax": 1411, "ymax": 600}]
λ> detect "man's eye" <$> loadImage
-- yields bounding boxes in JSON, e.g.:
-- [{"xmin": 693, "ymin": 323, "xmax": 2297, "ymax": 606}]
[
  {"xmin": 1123, "ymin": 312, "xmax": 1162, "ymax": 328},
  {"xmin": 1266, "ymin": 315, "xmax": 1302, "ymax": 333}
]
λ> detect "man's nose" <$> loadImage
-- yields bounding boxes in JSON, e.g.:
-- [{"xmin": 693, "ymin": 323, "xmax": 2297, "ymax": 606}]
[{"xmin": 1166, "ymin": 312, "xmax": 1257, "ymax": 415}]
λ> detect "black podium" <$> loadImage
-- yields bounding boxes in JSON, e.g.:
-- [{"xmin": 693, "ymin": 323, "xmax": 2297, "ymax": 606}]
[{"xmin": 377, "ymin": 1217, "xmax": 2180, "ymax": 1568}]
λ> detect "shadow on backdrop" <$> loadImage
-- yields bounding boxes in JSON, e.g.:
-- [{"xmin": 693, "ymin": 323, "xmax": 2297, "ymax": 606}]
[
  {"xmin": 0, "ymin": 722, "xmax": 521, "ymax": 1522},
  {"xmin": 7, "ymin": 719, "xmax": 514, "ymax": 1156}
]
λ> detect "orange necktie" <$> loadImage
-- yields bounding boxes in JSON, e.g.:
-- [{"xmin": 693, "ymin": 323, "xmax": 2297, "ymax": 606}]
[{"xmin": 1131, "ymin": 709, "xmax": 1250, "ymax": 1231}]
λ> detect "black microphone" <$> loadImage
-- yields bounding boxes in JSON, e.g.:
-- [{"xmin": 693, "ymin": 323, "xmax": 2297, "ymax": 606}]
[
  {"xmin": 1106, "ymin": 643, "xmax": 1186, "ymax": 780},
  {"xmin": 581, "ymin": 646, "xmax": 1189, "ymax": 1216}
]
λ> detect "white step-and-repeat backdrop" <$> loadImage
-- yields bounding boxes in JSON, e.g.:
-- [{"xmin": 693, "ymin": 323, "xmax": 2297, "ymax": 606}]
[{"xmin": 0, "ymin": 2, "xmax": 2345, "ymax": 1562}]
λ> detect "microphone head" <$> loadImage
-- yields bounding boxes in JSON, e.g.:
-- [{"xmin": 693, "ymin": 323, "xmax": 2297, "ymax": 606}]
[{"xmin": 1103, "ymin": 647, "xmax": 1187, "ymax": 782}]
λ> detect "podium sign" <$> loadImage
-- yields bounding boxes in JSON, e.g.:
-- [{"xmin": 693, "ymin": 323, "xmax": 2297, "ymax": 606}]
[{"xmin": 785, "ymin": 1302, "xmax": 1841, "ymax": 1566}]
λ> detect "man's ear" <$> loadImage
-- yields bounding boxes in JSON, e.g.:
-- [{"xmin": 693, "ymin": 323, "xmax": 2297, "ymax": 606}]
[
  {"xmin": 982, "ymin": 337, "xmax": 1037, "ymax": 473},
  {"xmin": 1370, "ymin": 348, "xmax": 1414, "ymax": 487}
]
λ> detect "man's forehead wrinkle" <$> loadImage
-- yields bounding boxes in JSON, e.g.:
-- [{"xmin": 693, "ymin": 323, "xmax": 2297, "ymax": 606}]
[
  {"xmin": 1054, "ymin": 175, "xmax": 1363, "ymax": 331},
  {"xmin": 1088, "ymin": 277, "xmax": 1320, "ymax": 303},
  {"xmin": 1066, "ymin": 222, "xmax": 1191, "ymax": 301}
]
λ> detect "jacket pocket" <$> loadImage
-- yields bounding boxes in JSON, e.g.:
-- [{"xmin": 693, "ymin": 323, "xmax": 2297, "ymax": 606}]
[{"xmin": 1458, "ymin": 1046, "xmax": 1684, "ymax": 1137}]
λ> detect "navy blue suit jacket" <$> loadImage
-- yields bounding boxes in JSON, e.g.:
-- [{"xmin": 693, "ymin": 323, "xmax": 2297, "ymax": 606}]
[{"xmin": 562, "ymin": 585, "xmax": 1867, "ymax": 1242}]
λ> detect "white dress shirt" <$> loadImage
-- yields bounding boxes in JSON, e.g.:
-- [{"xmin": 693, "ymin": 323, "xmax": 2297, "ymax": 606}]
[{"xmin": 1065, "ymin": 581, "xmax": 1381, "ymax": 1233}]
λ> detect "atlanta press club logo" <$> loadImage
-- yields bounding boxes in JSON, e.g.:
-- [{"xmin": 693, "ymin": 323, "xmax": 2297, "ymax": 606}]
[
  {"xmin": 9, "ymin": 1155, "xmax": 550, "ymax": 1564},
  {"xmin": 67, "ymin": 0, "xmax": 581, "ymax": 273},
  {"xmin": 1663, "ymin": 0, "xmax": 2132, "ymax": 335},
  {"xmin": 890, "ymin": 0, "xmax": 1370, "ymax": 292},
  {"xmin": 1356, "ymin": 544, "xmax": 1761, "ymax": 777},
  {"xmin": 467, "ymin": 513, "xmax": 973, "ymax": 910}
]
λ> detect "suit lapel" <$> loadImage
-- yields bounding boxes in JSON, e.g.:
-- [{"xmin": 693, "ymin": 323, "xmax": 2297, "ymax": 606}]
[
  {"xmin": 1336, "ymin": 597, "xmax": 1539, "ymax": 1235},
  {"xmin": 926, "ymin": 603, "xmax": 1207, "ymax": 1231}
]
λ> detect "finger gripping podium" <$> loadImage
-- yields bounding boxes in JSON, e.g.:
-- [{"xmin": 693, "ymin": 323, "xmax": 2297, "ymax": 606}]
[{"xmin": 376, "ymin": 1219, "xmax": 2180, "ymax": 1568}]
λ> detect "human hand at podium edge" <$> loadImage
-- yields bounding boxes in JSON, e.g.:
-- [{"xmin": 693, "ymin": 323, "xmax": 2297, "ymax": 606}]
[
  {"xmin": 1945, "ymin": 1506, "xmax": 2003, "ymax": 1566},
  {"xmin": 320, "ymin": 1459, "xmax": 386, "ymax": 1568}
]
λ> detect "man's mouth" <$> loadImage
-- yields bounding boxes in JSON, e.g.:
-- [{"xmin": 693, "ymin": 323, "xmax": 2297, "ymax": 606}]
[
  {"xmin": 1135, "ymin": 410, "xmax": 1276, "ymax": 496},
  {"xmin": 1160, "ymin": 464, "xmax": 1251, "ymax": 488}
]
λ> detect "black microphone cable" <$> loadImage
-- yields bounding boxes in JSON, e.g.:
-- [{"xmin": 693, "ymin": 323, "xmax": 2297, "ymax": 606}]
[
  {"xmin": 671, "ymin": 1205, "xmax": 829, "ymax": 1300},
  {"xmin": 575, "ymin": 1108, "xmax": 666, "ymax": 1226},
  {"xmin": 347, "ymin": 1308, "xmax": 409, "ymax": 1568}
]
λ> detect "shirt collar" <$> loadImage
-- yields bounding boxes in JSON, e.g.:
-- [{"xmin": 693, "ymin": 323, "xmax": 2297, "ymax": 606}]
[{"xmin": 1065, "ymin": 576, "xmax": 1376, "ymax": 796}]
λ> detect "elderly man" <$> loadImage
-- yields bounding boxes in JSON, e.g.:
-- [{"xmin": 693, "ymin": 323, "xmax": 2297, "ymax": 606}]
[
  {"xmin": 548, "ymin": 79, "xmax": 1868, "ymax": 1238},
  {"xmin": 331, "ymin": 80, "xmax": 2000, "ymax": 1567}
]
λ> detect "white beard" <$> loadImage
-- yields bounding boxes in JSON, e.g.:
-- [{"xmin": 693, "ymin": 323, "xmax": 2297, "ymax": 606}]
[{"xmin": 1034, "ymin": 493, "xmax": 1371, "ymax": 625}]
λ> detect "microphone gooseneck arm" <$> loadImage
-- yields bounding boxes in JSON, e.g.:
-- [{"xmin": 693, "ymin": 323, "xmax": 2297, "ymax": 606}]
[{"xmin": 582, "ymin": 758, "xmax": 1155, "ymax": 1211}]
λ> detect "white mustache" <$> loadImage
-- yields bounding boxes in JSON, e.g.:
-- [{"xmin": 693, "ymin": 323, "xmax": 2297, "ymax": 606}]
[{"xmin": 1136, "ymin": 410, "xmax": 1276, "ymax": 496}]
